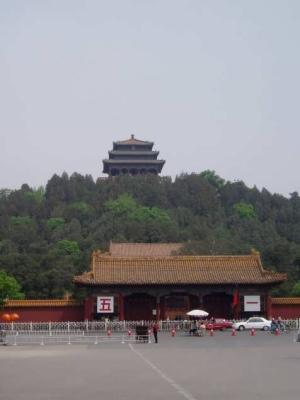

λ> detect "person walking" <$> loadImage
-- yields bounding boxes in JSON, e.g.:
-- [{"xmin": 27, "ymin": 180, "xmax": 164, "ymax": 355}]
[{"xmin": 152, "ymin": 322, "xmax": 159, "ymax": 343}]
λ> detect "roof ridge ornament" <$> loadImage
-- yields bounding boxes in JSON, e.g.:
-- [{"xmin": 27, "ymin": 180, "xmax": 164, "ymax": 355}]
[{"xmin": 251, "ymin": 248, "xmax": 260, "ymax": 255}]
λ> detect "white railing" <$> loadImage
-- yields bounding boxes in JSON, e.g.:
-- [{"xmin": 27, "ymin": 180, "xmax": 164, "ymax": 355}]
[
  {"xmin": 0, "ymin": 320, "xmax": 192, "ymax": 333},
  {"xmin": 1, "ymin": 332, "xmax": 153, "ymax": 346},
  {"xmin": 280, "ymin": 319, "xmax": 300, "ymax": 330},
  {"xmin": 1, "ymin": 319, "xmax": 299, "ymax": 334},
  {"xmin": 1, "ymin": 319, "xmax": 300, "ymax": 346}
]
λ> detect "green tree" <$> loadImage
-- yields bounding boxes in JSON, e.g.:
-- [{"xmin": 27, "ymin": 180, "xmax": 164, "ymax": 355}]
[
  {"xmin": 25, "ymin": 186, "xmax": 45, "ymax": 204},
  {"xmin": 105, "ymin": 193, "xmax": 137, "ymax": 217},
  {"xmin": 291, "ymin": 281, "xmax": 300, "ymax": 296},
  {"xmin": 200, "ymin": 170, "xmax": 225, "ymax": 189},
  {"xmin": 46, "ymin": 217, "xmax": 65, "ymax": 230},
  {"xmin": 0, "ymin": 270, "xmax": 24, "ymax": 307},
  {"xmin": 132, "ymin": 206, "xmax": 171, "ymax": 223},
  {"xmin": 64, "ymin": 201, "xmax": 95, "ymax": 222},
  {"xmin": 233, "ymin": 202, "xmax": 256, "ymax": 219},
  {"xmin": 57, "ymin": 240, "xmax": 81, "ymax": 256},
  {"xmin": 170, "ymin": 173, "xmax": 221, "ymax": 217},
  {"xmin": 10, "ymin": 216, "xmax": 33, "ymax": 225}
]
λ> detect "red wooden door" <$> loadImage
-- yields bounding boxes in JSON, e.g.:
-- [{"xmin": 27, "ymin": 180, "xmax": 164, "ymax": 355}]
[
  {"xmin": 124, "ymin": 294, "xmax": 156, "ymax": 320},
  {"xmin": 203, "ymin": 293, "xmax": 233, "ymax": 318}
]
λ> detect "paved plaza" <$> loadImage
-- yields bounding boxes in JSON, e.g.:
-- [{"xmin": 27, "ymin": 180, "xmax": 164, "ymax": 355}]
[{"xmin": 0, "ymin": 331, "xmax": 299, "ymax": 400}]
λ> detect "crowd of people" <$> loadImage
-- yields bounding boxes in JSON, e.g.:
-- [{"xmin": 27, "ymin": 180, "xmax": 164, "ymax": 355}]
[
  {"xmin": 189, "ymin": 317, "xmax": 215, "ymax": 336},
  {"xmin": 270, "ymin": 317, "xmax": 287, "ymax": 333}
]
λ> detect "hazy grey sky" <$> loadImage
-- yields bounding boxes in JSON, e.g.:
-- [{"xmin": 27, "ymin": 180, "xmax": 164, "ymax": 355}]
[{"xmin": 1, "ymin": 1, "xmax": 299, "ymax": 196}]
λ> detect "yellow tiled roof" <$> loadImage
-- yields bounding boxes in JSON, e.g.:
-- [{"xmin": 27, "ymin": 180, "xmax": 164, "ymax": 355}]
[
  {"xmin": 5, "ymin": 299, "xmax": 81, "ymax": 307},
  {"xmin": 74, "ymin": 254, "xmax": 286, "ymax": 285},
  {"xmin": 271, "ymin": 297, "xmax": 300, "ymax": 305},
  {"xmin": 109, "ymin": 242, "xmax": 183, "ymax": 257}
]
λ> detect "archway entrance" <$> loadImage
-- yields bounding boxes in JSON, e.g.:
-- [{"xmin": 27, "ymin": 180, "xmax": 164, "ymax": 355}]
[
  {"xmin": 161, "ymin": 294, "xmax": 199, "ymax": 320},
  {"xmin": 124, "ymin": 293, "xmax": 156, "ymax": 320},
  {"xmin": 203, "ymin": 293, "xmax": 233, "ymax": 318}
]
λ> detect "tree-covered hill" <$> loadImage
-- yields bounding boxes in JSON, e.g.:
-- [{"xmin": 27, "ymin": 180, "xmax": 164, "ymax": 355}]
[{"xmin": 1, "ymin": 171, "xmax": 300, "ymax": 298}]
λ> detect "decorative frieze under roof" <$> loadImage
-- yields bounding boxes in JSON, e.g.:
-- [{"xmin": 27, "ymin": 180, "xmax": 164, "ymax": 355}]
[
  {"xmin": 5, "ymin": 299, "xmax": 81, "ymax": 307},
  {"xmin": 271, "ymin": 297, "xmax": 300, "ymax": 305}
]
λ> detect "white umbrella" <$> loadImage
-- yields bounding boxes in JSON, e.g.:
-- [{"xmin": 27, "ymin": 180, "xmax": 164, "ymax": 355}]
[{"xmin": 186, "ymin": 309, "xmax": 209, "ymax": 317}]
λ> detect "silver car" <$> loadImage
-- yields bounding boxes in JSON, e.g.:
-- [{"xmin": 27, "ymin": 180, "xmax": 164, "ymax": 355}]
[{"xmin": 233, "ymin": 317, "xmax": 271, "ymax": 331}]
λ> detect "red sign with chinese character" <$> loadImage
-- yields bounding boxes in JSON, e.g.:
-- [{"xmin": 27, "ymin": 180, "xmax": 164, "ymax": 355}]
[{"xmin": 97, "ymin": 296, "xmax": 114, "ymax": 313}]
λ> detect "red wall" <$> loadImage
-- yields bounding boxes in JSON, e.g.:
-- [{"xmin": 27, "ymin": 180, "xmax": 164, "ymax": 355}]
[
  {"xmin": 271, "ymin": 304, "xmax": 300, "ymax": 319},
  {"xmin": 2, "ymin": 302, "xmax": 300, "ymax": 322},
  {"xmin": 3, "ymin": 306, "xmax": 84, "ymax": 322}
]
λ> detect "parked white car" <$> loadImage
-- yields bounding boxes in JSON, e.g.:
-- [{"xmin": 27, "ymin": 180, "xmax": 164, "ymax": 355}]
[{"xmin": 232, "ymin": 317, "xmax": 271, "ymax": 331}]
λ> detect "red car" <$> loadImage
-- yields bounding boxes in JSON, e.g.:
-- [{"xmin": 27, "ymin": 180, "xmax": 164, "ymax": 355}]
[{"xmin": 205, "ymin": 319, "xmax": 233, "ymax": 331}]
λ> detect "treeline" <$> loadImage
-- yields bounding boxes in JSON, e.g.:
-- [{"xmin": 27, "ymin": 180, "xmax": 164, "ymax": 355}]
[{"xmin": 0, "ymin": 170, "xmax": 300, "ymax": 298}]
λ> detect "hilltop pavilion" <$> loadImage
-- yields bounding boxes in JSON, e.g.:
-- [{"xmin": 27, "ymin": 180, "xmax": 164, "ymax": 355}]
[{"xmin": 102, "ymin": 135, "xmax": 165, "ymax": 176}]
